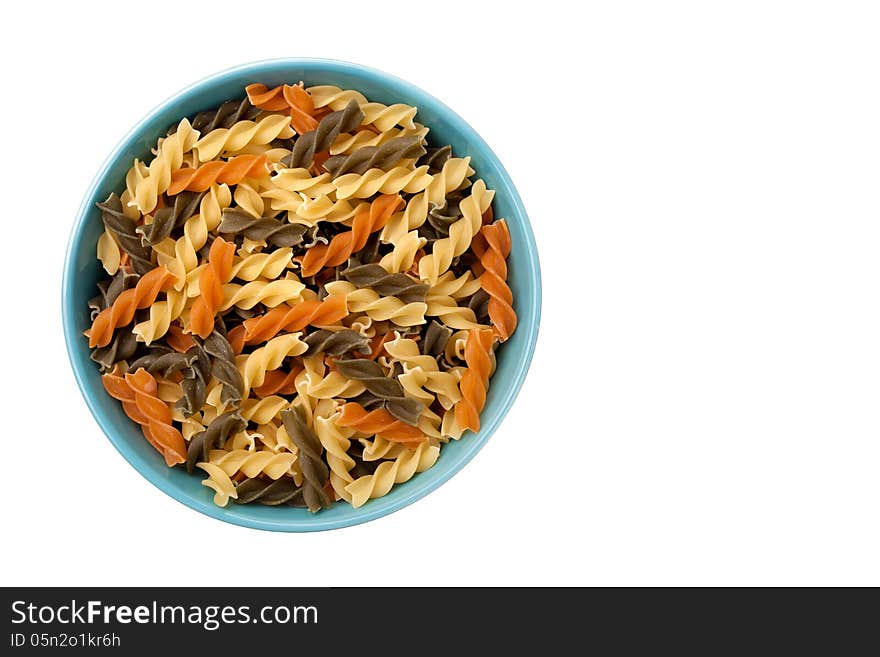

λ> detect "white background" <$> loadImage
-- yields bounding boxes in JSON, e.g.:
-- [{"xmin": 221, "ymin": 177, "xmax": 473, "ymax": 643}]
[{"xmin": 2, "ymin": 1, "xmax": 879, "ymax": 586}]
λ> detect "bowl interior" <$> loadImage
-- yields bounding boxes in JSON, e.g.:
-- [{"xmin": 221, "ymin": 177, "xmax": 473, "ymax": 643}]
[{"xmin": 63, "ymin": 59, "xmax": 541, "ymax": 531}]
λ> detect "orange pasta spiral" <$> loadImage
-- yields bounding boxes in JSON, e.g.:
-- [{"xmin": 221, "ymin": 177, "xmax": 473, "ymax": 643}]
[
  {"xmin": 240, "ymin": 294, "xmax": 348, "ymax": 344},
  {"xmin": 298, "ymin": 194, "xmax": 403, "ymax": 277},
  {"xmin": 167, "ymin": 154, "xmax": 270, "ymax": 195},
  {"xmin": 245, "ymin": 82, "xmax": 319, "ymax": 135},
  {"xmin": 225, "ymin": 325, "xmax": 247, "ymax": 355},
  {"xmin": 366, "ymin": 331, "xmax": 395, "ymax": 360},
  {"xmin": 102, "ymin": 368, "xmax": 187, "ymax": 466},
  {"xmin": 88, "ymin": 266, "xmax": 175, "ymax": 348},
  {"xmin": 189, "ymin": 237, "xmax": 236, "ymax": 338},
  {"xmin": 455, "ymin": 328, "xmax": 495, "ymax": 433},
  {"xmin": 337, "ymin": 403, "xmax": 425, "ymax": 445},
  {"xmin": 166, "ymin": 323, "xmax": 196, "ymax": 353},
  {"xmin": 252, "ymin": 365, "xmax": 303, "ymax": 398},
  {"xmin": 472, "ymin": 219, "xmax": 517, "ymax": 342}
]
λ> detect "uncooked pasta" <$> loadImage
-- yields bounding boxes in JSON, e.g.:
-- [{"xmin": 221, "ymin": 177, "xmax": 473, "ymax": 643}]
[{"xmin": 84, "ymin": 80, "xmax": 517, "ymax": 511}]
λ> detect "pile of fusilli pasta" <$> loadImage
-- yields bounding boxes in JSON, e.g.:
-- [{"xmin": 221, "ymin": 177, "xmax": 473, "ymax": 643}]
[{"xmin": 85, "ymin": 81, "xmax": 517, "ymax": 511}]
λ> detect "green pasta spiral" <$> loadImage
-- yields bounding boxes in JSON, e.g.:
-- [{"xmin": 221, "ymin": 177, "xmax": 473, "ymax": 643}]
[
  {"xmin": 419, "ymin": 191, "xmax": 464, "ymax": 243},
  {"xmin": 219, "ymin": 208, "xmax": 308, "ymax": 247},
  {"xmin": 334, "ymin": 358, "xmax": 424, "ymax": 425},
  {"xmin": 191, "ymin": 98, "xmax": 262, "ymax": 133},
  {"xmin": 178, "ymin": 343, "xmax": 212, "ymax": 417},
  {"xmin": 202, "ymin": 330, "xmax": 243, "ymax": 407},
  {"xmin": 96, "ymin": 194, "xmax": 154, "ymax": 275},
  {"xmin": 302, "ymin": 329, "xmax": 371, "ymax": 357},
  {"xmin": 137, "ymin": 191, "xmax": 205, "ymax": 246},
  {"xmin": 418, "ymin": 145, "xmax": 452, "ymax": 173},
  {"xmin": 281, "ymin": 407, "xmax": 332, "ymax": 512},
  {"xmin": 186, "ymin": 412, "xmax": 246, "ymax": 473},
  {"xmin": 127, "ymin": 346, "xmax": 208, "ymax": 415},
  {"xmin": 420, "ymin": 320, "xmax": 453, "ymax": 357},
  {"xmin": 91, "ymin": 332, "xmax": 138, "ymax": 373},
  {"xmin": 349, "ymin": 390, "xmax": 386, "ymax": 411},
  {"xmin": 347, "ymin": 441, "xmax": 381, "ymax": 478},
  {"xmin": 234, "ymin": 478, "xmax": 305, "ymax": 506},
  {"xmin": 128, "ymin": 347, "xmax": 194, "ymax": 376},
  {"xmin": 323, "ymin": 135, "xmax": 426, "ymax": 177},
  {"xmin": 341, "ymin": 264, "xmax": 428, "ymax": 303},
  {"xmin": 346, "ymin": 233, "xmax": 381, "ymax": 267},
  {"xmin": 283, "ymin": 100, "xmax": 364, "ymax": 169},
  {"xmin": 466, "ymin": 289, "xmax": 491, "ymax": 325}
]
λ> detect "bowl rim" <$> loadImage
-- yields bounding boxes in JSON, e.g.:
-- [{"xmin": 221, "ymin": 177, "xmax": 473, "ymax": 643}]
[{"xmin": 62, "ymin": 57, "xmax": 542, "ymax": 532}]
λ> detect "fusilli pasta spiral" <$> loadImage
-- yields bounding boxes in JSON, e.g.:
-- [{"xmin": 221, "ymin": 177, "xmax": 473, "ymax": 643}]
[
  {"xmin": 193, "ymin": 114, "xmax": 294, "ymax": 162},
  {"xmin": 418, "ymin": 179, "xmax": 493, "ymax": 283},
  {"xmin": 345, "ymin": 442, "xmax": 440, "ymax": 508},
  {"xmin": 332, "ymin": 165, "xmax": 433, "ymax": 200},
  {"xmin": 132, "ymin": 118, "xmax": 200, "ymax": 213},
  {"xmin": 306, "ymin": 85, "xmax": 418, "ymax": 131},
  {"xmin": 454, "ymin": 328, "xmax": 495, "ymax": 433}
]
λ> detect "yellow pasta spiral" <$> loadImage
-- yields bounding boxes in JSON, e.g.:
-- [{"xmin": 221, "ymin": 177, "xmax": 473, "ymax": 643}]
[
  {"xmin": 424, "ymin": 295, "xmax": 485, "ymax": 330},
  {"xmin": 132, "ymin": 118, "xmax": 200, "ymax": 213},
  {"xmin": 380, "ymin": 157, "xmax": 472, "ymax": 245},
  {"xmin": 230, "ymin": 143, "xmax": 292, "ymax": 165},
  {"xmin": 154, "ymin": 378, "xmax": 182, "ymax": 404},
  {"xmin": 324, "ymin": 281, "xmax": 427, "ymax": 326},
  {"xmin": 260, "ymin": 190, "xmax": 363, "ymax": 226},
  {"xmin": 268, "ymin": 168, "xmax": 336, "ymax": 196},
  {"xmin": 306, "ymin": 85, "xmax": 368, "ymax": 107},
  {"xmin": 196, "ymin": 462, "xmax": 237, "ymax": 506},
  {"xmin": 441, "ymin": 408, "xmax": 465, "ymax": 440},
  {"xmin": 378, "ymin": 230, "xmax": 427, "ymax": 273},
  {"xmin": 180, "ymin": 414, "xmax": 206, "ymax": 442},
  {"xmin": 219, "ymin": 276, "xmax": 305, "ymax": 311},
  {"xmin": 241, "ymin": 396, "xmax": 289, "ymax": 425},
  {"xmin": 396, "ymin": 367, "xmax": 435, "ymax": 407},
  {"xmin": 193, "ymin": 115, "xmax": 294, "ymax": 161},
  {"xmin": 314, "ymin": 412, "xmax": 357, "ymax": 502},
  {"xmin": 418, "ymin": 179, "xmax": 494, "ymax": 283},
  {"xmin": 428, "ymin": 271, "xmax": 483, "ymax": 299},
  {"xmin": 253, "ymin": 419, "xmax": 297, "ymax": 457},
  {"xmin": 123, "ymin": 159, "xmax": 149, "ymax": 215},
  {"xmin": 261, "ymin": 168, "xmax": 363, "ymax": 226},
  {"xmin": 224, "ymin": 430, "xmax": 257, "ymax": 452},
  {"xmin": 330, "ymin": 124, "xmax": 429, "ymax": 155},
  {"xmin": 293, "ymin": 355, "xmax": 365, "ymax": 400},
  {"xmin": 230, "ymin": 248, "xmax": 293, "ymax": 281},
  {"xmin": 411, "ymin": 405, "xmax": 446, "ymax": 441},
  {"xmin": 239, "ymin": 333, "xmax": 308, "ymax": 397},
  {"xmin": 360, "ymin": 103, "xmax": 418, "ymax": 132},
  {"xmin": 132, "ymin": 288, "xmax": 190, "ymax": 344},
  {"xmin": 444, "ymin": 329, "xmax": 471, "ymax": 363},
  {"xmin": 233, "ymin": 180, "xmax": 266, "ymax": 217},
  {"xmin": 98, "ymin": 161, "xmax": 149, "ymax": 274},
  {"xmin": 307, "ymin": 85, "xmax": 418, "ymax": 131},
  {"xmin": 344, "ymin": 313, "xmax": 376, "ymax": 337},
  {"xmin": 207, "ymin": 448, "xmax": 297, "ymax": 480},
  {"xmin": 183, "ymin": 247, "xmax": 293, "ymax": 297},
  {"xmin": 332, "ymin": 165, "xmax": 433, "ymax": 200},
  {"xmin": 345, "ymin": 442, "xmax": 440, "ymax": 507},
  {"xmin": 383, "ymin": 335, "xmax": 463, "ymax": 410},
  {"xmin": 361, "ymin": 435, "xmax": 410, "ymax": 462},
  {"xmin": 96, "ymin": 231, "xmax": 121, "ymax": 275}
]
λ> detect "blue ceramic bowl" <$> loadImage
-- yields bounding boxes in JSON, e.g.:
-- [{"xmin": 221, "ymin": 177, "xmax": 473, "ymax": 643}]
[{"xmin": 62, "ymin": 59, "xmax": 541, "ymax": 531}]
